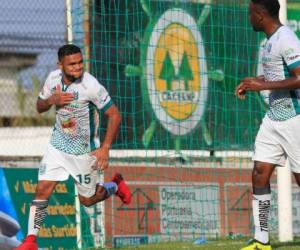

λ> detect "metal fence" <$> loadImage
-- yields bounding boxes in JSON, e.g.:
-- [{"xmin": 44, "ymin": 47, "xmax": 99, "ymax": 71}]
[{"xmin": 0, "ymin": 0, "xmax": 66, "ymax": 126}]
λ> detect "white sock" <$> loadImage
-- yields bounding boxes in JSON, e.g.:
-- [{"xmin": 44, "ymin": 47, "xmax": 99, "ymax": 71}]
[
  {"xmin": 253, "ymin": 193, "xmax": 271, "ymax": 244},
  {"xmin": 27, "ymin": 200, "xmax": 48, "ymax": 236}
]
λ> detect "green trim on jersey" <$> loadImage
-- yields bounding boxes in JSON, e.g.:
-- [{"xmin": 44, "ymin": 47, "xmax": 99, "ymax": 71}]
[
  {"xmin": 283, "ymin": 61, "xmax": 300, "ymax": 114},
  {"xmin": 283, "ymin": 60, "xmax": 290, "ymax": 78},
  {"xmin": 284, "ymin": 60, "xmax": 300, "ymax": 114},
  {"xmin": 89, "ymin": 102, "xmax": 96, "ymax": 151},
  {"xmin": 288, "ymin": 60, "xmax": 300, "ymax": 70},
  {"xmin": 290, "ymin": 91, "xmax": 300, "ymax": 114},
  {"xmin": 101, "ymin": 99, "xmax": 113, "ymax": 113}
]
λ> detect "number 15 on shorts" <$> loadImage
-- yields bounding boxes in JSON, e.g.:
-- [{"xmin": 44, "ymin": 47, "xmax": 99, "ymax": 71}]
[{"xmin": 76, "ymin": 174, "xmax": 91, "ymax": 184}]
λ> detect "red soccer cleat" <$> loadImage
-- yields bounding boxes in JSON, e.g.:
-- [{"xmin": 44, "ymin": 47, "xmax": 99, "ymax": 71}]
[
  {"xmin": 112, "ymin": 173, "xmax": 131, "ymax": 204},
  {"xmin": 15, "ymin": 235, "xmax": 38, "ymax": 250}
]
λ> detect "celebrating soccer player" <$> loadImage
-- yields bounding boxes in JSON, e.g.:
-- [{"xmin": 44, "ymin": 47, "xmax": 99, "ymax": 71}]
[{"xmin": 16, "ymin": 44, "xmax": 131, "ymax": 250}]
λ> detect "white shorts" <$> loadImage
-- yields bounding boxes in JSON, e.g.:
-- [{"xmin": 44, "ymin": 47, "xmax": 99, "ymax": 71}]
[
  {"xmin": 39, "ymin": 144, "xmax": 99, "ymax": 197},
  {"xmin": 253, "ymin": 115, "xmax": 300, "ymax": 173}
]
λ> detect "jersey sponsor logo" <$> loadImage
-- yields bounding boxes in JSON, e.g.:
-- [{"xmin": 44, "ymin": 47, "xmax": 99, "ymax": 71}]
[
  {"xmin": 68, "ymin": 103, "xmax": 80, "ymax": 108},
  {"xmin": 60, "ymin": 117, "xmax": 77, "ymax": 135},
  {"xmin": 145, "ymin": 8, "xmax": 208, "ymax": 136},
  {"xmin": 61, "ymin": 118, "xmax": 76, "ymax": 129},
  {"xmin": 58, "ymin": 108, "xmax": 77, "ymax": 135},
  {"xmin": 287, "ymin": 55, "xmax": 300, "ymax": 61}
]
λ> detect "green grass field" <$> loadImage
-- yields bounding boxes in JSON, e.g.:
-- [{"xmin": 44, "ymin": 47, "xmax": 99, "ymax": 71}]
[{"xmin": 97, "ymin": 239, "xmax": 300, "ymax": 250}]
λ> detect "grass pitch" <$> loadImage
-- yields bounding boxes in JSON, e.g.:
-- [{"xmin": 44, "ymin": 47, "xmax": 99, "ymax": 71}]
[{"xmin": 102, "ymin": 238, "xmax": 300, "ymax": 250}]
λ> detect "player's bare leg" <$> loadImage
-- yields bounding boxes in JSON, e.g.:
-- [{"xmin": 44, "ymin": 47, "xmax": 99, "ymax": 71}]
[
  {"xmin": 35, "ymin": 180, "xmax": 58, "ymax": 199},
  {"xmin": 78, "ymin": 185, "xmax": 107, "ymax": 207},
  {"xmin": 293, "ymin": 173, "xmax": 300, "ymax": 187},
  {"xmin": 78, "ymin": 173, "xmax": 131, "ymax": 207},
  {"xmin": 252, "ymin": 161, "xmax": 275, "ymax": 187}
]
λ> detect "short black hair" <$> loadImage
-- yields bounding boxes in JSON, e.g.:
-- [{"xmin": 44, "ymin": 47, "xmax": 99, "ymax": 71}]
[
  {"xmin": 251, "ymin": 0, "xmax": 280, "ymax": 18},
  {"xmin": 58, "ymin": 44, "xmax": 81, "ymax": 61}
]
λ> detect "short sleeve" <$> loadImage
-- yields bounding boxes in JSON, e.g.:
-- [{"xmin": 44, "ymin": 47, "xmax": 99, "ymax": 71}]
[
  {"xmin": 280, "ymin": 32, "xmax": 300, "ymax": 70},
  {"xmin": 39, "ymin": 74, "xmax": 53, "ymax": 100},
  {"xmin": 90, "ymin": 81, "xmax": 113, "ymax": 112}
]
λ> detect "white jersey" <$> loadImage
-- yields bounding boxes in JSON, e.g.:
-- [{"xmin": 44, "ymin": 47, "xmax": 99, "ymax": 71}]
[
  {"xmin": 262, "ymin": 25, "xmax": 300, "ymax": 121},
  {"xmin": 39, "ymin": 69, "xmax": 112, "ymax": 155}
]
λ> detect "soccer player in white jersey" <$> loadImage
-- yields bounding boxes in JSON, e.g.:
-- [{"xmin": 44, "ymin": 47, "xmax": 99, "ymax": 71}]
[
  {"xmin": 236, "ymin": 0, "xmax": 300, "ymax": 249},
  {"xmin": 16, "ymin": 44, "xmax": 131, "ymax": 250}
]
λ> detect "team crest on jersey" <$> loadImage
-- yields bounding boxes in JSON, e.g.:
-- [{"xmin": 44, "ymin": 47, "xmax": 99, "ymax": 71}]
[{"xmin": 73, "ymin": 91, "xmax": 79, "ymax": 100}]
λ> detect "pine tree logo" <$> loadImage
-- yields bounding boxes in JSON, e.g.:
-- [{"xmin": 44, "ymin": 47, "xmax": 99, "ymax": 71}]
[
  {"xmin": 158, "ymin": 49, "xmax": 197, "ymax": 120},
  {"xmin": 146, "ymin": 9, "xmax": 208, "ymax": 134},
  {"xmin": 125, "ymin": 4, "xmax": 224, "ymax": 149},
  {"xmin": 160, "ymin": 51, "xmax": 193, "ymax": 93}
]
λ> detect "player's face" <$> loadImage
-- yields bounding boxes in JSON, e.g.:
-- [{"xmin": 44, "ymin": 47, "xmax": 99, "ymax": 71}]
[
  {"xmin": 59, "ymin": 52, "xmax": 84, "ymax": 82},
  {"xmin": 248, "ymin": 2, "xmax": 263, "ymax": 32}
]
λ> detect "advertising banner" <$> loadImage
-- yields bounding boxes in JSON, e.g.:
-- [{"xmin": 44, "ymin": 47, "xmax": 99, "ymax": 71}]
[{"xmin": 0, "ymin": 168, "xmax": 76, "ymax": 250}]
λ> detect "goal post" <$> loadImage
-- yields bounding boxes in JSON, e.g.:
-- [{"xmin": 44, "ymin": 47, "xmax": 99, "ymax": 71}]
[{"xmin": 277, "ymin": 0, "xmax": 293, "ymax": 243}]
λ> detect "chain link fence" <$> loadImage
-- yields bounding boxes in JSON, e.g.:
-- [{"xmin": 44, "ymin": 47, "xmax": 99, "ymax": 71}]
[{"xmin": 0, "ymin": 0, "xmax": 66, "ymax": 126}]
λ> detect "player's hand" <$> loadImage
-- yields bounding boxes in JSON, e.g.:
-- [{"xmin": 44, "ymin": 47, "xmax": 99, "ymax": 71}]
[
  {"xmin": 235, "ymin": 77, "xmax": 265, "ymax": 99},
  {"xmin": 235, "ymin": 83, "xmax": 246, "ymax": 99},
  {"xmin": 90, "ymin": 146, "xmax": 110, "ymax": 171},
  {"xmin": 47, "ymin": 84, "xmax": 74, "ymax": 107}
]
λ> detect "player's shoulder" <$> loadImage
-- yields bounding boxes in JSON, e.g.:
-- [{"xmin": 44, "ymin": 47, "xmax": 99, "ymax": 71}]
[
  {"xmin": 277, "ymin": 25, "xmax": 298, "ymax": 41},
  {"xmin": 82, "ymin": 71, "xmax": 98, "ymax": 83},
  {"xmin": 47, "ymin": 69, "xmax": 63, "ymax": 82},
  {"xmin": 82, "ymin": 72, "xmax": 105, "ymax": 88}
]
